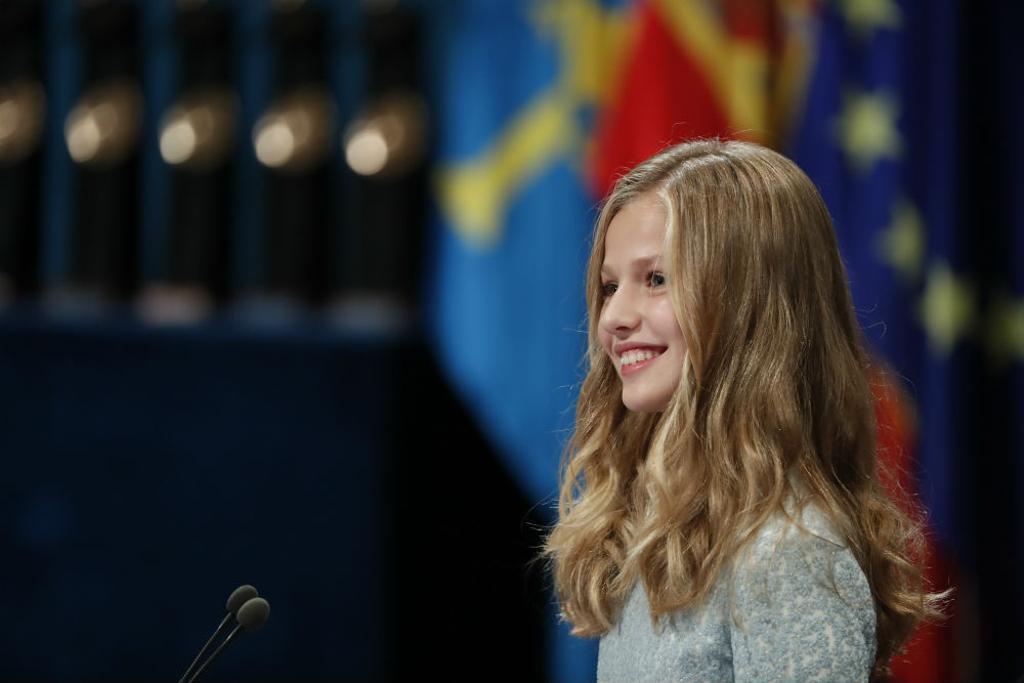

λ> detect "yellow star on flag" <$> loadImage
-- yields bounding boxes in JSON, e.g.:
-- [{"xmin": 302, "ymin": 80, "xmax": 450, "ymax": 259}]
[
  {"xmin": 987, "ymin": 294, "xmax": 1024, "ymax": 366},
  {"xmin": 837, "ymin": 0, "xmax": 902, "ymax": 41},
  {"xmin": 876, "ymin": 198, "xmax": 924, "ymax": 282},
  {"xmin": 834, "ymin": 89, "xmax": 903, "ymax": 172},
  {"xmin": 920, "ymin": 261, "xmax": 975, "ymax": 357}
]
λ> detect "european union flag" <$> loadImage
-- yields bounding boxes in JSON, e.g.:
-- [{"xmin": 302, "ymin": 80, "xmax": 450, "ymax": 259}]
[{"xmin": 788, "ymin": 0, "xmax": 1024, "ymax": 678}]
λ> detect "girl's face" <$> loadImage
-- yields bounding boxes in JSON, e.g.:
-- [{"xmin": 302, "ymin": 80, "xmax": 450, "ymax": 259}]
[{"xmin": 598, "ymin": 193, "xmax": 686, "ymax": 413}]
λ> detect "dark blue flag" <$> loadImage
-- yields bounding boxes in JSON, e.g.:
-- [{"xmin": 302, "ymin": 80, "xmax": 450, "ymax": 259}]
[{"xmin": 788, "ymin": 0, "xmax": 1024, "ymax": 678}]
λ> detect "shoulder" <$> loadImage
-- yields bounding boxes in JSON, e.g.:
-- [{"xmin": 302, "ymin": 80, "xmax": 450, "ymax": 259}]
[
  {"xmin": 735, "ymin": 503, "xmax": 857, "ymax": 586},
  {"xmin": 726, "ymin": 505, "xmax": 877, "ymax": 682}
]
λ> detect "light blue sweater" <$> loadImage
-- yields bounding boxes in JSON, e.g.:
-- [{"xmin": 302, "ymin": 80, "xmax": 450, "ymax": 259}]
[{"xmin": 597, "ymin": 506, "xmax": 877, "ymax": 682}]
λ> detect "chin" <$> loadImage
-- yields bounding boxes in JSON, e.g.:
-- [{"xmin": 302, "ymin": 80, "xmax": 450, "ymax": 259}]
[{"xmin": 621, "ymin": 390, "xmax": 671, "ymax": 413}]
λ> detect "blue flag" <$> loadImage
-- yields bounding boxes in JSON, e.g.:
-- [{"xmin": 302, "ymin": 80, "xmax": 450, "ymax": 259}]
[
  {"xmin": 427, "ymin": 0, "xmax": 629, "ymax": 509},
  {"xmin": 425, "ymin": 3, "xmax": 630, "ymax": 681}
]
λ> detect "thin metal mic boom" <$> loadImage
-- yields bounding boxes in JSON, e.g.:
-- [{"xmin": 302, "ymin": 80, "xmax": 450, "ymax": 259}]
[
  {"xmin": 185, "ymin": 597, "xmax": 271, "ymax": 683},
  {"xmin": 176, "ymin": 585, "xmax": 259, "ymax": 683}
]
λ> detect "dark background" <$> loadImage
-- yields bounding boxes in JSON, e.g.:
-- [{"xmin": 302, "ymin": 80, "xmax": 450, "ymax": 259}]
[
  {"xmin": 0, "ymin": 315, "xmax": 550, "ymax": 680},
  {"xmin": 1, "ymin": 0, "xmax": 1022, "ymax": 681}
]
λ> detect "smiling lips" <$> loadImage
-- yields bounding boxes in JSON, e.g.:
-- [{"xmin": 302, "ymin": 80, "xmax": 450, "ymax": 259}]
[{"xmin": 618, "ymin": 346, "xmax": 666, "ymax": 376}]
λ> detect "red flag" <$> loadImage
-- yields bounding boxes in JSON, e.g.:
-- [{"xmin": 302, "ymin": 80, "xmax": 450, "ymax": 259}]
[
  {"xmin": 873, "ymin": 369, "xmax": 957, "ymax": 682},
  {"xmin": 590, "ymin": 0, "xmax": 797, "ymax": 195}
]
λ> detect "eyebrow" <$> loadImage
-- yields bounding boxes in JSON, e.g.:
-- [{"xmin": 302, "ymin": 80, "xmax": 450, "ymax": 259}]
[{"xmin": 600, "ymin": 254, "xmax": 662, "ymax": 276}]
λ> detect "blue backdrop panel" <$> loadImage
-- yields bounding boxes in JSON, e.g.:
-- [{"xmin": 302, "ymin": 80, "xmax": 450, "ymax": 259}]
[{"xmin": 0, "ymin": 317, "xmax": 402, "ymax": 681}]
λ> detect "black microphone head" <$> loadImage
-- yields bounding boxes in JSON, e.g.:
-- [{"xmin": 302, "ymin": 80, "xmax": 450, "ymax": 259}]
[
  {"xmin": 226, "ymin": 585, "xmax": 259, "ymax": 616},
  {"xmin": 236, "ymin": 597, "xmax": 270, "ymax": 632}
]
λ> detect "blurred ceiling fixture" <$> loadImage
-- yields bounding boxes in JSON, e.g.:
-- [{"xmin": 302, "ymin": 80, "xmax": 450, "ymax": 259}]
[
  {"xmin": 0, "ymin": 80, "xmax": 45, "ymax": 165},
  {"xmin": 253, "ymin": 86, "xmax": 335, "ymax": 173},
  {"xmin": 136, "ymin": 282, "xmax": 213, "ymax": 325},
  {"xmin": 64, "ymin": 79, "xmax": 142, "ymax": 167},
  {"xmin": 159, "ymin": 88, "xmax": 237, "ymax": 170},
  {"xmin": 344, "ymin": 91, "xmax": 427, "ymax": 178}
]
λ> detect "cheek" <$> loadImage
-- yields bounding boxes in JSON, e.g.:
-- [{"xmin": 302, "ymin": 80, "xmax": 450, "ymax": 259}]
[
  {"xmin": 652, "ymin": 301, "xmax": 685, "ymax": 346},
  {"xmin": 597, "ymin": 328, "xmax": 614, "ymax": 359}
]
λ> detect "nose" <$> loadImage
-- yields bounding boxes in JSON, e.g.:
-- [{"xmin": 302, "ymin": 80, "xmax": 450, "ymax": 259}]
[{"xmin": 599, "ymin": 285, "xmax": 640, "ymax": 336}]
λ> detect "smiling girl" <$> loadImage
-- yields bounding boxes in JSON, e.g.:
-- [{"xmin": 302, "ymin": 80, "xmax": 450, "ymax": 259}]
[{"xmin": 543, "ymin": 140, "xmax": 945, "ymax": 682}]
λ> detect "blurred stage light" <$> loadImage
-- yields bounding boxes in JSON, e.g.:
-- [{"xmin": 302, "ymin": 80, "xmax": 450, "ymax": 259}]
[
  {"xmin": 343, "ymin": 92, "xmax": 426, "ymax": 178},
  {"xmin": 136, "ymin": 283, "xmax": 213, "ymax": 325},
  {"xmin": 158, "ymin": 88, "xmax": 236, "ymax": 170},
  {"xmin": 160, "ymin": 119, "xmax": 195, "ymax": 165},
  {"xmin": 63, "ymin": 80, "xmax": 141, "ymax": 167},
  {"xmin": 0, "ymin": 80, "xmax": 45, "ymax": 166},
  {"xmin": 345, "ymin": 126, "xmax": 387, "ymax": 176},
  {"xmin": 252, "ymin": 87, "xmax": 334, "ymax": 173},
  {"xmin": 254, "ymin": 119, "xmax": 293, "ymax": 168}
]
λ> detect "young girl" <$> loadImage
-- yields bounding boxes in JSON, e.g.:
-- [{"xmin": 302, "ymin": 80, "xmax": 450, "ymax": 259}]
[{"xmin": 544, "ymin": 140, "xmax": 944, "ymax": 681}]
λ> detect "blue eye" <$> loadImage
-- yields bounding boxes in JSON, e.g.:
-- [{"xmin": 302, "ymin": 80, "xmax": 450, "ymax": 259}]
[{"xmin": 648, "ymin": 272, "xmax": 666, "ymax": 287}]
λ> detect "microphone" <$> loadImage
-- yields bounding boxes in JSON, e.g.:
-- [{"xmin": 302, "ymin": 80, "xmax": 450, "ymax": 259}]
[
  {"xmin": 185, "ymin": 597, "xmax": 271, "ymax": 683},
  {"xmin": 176, "ymin": 585, "xmax": 259, "ymax": 683}
]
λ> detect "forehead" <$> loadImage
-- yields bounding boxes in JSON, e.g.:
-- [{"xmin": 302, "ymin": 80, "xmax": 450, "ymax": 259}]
[{"xmin": 602, "ymin": 193, "xmax": 668, "ymax": 268}]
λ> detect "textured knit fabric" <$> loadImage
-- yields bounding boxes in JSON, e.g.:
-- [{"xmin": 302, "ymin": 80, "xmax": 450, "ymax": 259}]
[{"xmin": 596, "ymin": 506, "xmax": 876, "ymax": 682}]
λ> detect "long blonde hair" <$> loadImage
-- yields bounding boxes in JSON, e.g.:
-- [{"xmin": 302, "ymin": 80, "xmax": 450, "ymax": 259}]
[{"xmin": 543, "ymin": 139, "xmax": 945, "ymax": 678}]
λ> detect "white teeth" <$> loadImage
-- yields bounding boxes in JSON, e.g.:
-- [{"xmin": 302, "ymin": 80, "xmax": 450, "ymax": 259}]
[{"xmin": 619, "ymin": 349, "xmax": 663, "ymax": 368}]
